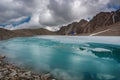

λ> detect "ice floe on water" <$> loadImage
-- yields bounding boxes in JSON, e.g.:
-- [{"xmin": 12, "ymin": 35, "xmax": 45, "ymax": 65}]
[
  {"xmin": 91, "ymin": 48, "xmax": 112, "ymax": 52},
  {"xmin": 0, "ymin": 36, "xmax": 120, "ymax": 80},
  {"xmin": 36, "ymin": 36, "xmax": 120, "ymax": 45}
]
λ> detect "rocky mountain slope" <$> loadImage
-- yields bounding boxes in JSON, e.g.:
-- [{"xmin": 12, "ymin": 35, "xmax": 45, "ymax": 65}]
[
  {"xmin": 93, "ymin": 22, "xmax": 120, "ymax": 36},
  {"xmin": 56, "ymin": 19, "xmax": 88, "ymax": 35},
  {"xmin": 0, "ymin": 28, "xmax": 56, "ymax": 40},
  {"xmin": 0, "ymin": 9, "xmax": 120, "ymax": 40},
  {"xmin": 57, "ymin": 9, "xmax": 120, "ymax": 35},
  {"xmin": 0, "ymin": 28, "xmax": 19, "ymax": 40}
]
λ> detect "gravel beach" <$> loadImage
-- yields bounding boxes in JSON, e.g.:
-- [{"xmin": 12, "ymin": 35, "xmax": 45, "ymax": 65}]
[{"xmin": 0, "ymin": 55, "xmax": 56, "ymax": 80}]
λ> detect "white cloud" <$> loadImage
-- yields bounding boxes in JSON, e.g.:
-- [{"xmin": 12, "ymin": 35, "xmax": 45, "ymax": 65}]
[
  {"xmin": 8, "ymin": 13, "xmax": 41, "ymax": 30},
  {"xmin": 0, "ymin": 0, "xmax": 119, "ymax": 30},
  {"xmin": 8, "ymin": 16, "xmax": 28, "ymax": 23},
  {"xmin": 45, "ymin": 26, "xmax": 60, "ymax": 31}
]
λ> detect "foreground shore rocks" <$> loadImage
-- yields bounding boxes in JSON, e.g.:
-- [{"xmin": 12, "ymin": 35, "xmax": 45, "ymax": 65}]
[{"xmin": 0, "ymin": 55, "xmax": 56, "ymax": 80}]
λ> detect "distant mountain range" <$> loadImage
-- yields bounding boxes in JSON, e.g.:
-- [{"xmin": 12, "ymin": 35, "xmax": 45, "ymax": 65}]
[{"xmin": 0, "ymin": 9, "xmax": 120, "ymax": 40}]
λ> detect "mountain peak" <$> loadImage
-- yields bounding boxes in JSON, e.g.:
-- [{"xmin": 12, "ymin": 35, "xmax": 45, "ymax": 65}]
[
  {"xmin": 58, "ymin": 8, "xmax": 120, "ymax": 34},
  {"xmin": 0, "ymin": 9, "xmax": 120, "ymax": 40}
]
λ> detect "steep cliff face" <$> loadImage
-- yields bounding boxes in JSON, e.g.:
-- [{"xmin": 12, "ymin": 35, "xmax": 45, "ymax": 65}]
[
  {"xmin": 57, "ymin": 19, "xmax": 88, "ymax": 35},
  {"xmin": 83, "ymin": 12, "xmax": 114, "ymax": 33},
  {"xmin": 58, "ymin": 8, "xmax": 120, "ymax": 34}
]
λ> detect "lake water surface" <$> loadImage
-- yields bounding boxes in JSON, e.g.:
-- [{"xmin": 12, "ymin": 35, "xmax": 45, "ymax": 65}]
[{"xmin": 0, "ymin": 36, "xmax": 120, "ymax": 80}]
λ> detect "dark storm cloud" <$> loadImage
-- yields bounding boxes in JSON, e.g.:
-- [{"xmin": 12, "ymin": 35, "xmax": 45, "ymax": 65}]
[
  {"xmin": 48, "ymin": 0, "xmax": 73, "ymax": 21},
  {"xmin": 42, "ymin": 0, "xmax": 110, "ymax": 26},
  {"xmin": 0, "ymin": 0, "xmax": 119, "ymax": 29},
  {"xmin": 0, "ymin": 0, "xmax": 34, "ymax": 23},
  {"xmin": 110, "ymin": 0, "xmax": 120, "ymax": 6}
]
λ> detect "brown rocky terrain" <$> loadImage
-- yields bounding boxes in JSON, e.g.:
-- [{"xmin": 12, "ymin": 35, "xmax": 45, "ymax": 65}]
[
  {"xmin": 94, "ymin": 22, "xmax": 120, "ymax": 36},
  {"xmin": 0, "ymin": 28, "xmax": 19, "ymax": 40},
  {"xmin": 83, "ymin": 12, "xmax": 114, "ymax": 33},
  {"xmin": 0, "ymin": 55, "xmax": 56, "ymax": 80},
  {"xmin": 0, "ymin": 9, "xmax": 120, "ymax": 40},
  {"xmin": 56, "ymin": 13, "xmax": 109, "ymax": 35},
  {"xmin": 57, "ymin": 9, "xmax": 120, "ymax": 35},
  {"xmin": 56, "ymin": 19, "xmax": 88, "ymax": 35},
  {"xmin": 57, "ymin": 12, "xmax": 114, "ymax": 35},
  {"xmin": 0, "ymin": 28, "xmax": 56, "ymax": 40}
]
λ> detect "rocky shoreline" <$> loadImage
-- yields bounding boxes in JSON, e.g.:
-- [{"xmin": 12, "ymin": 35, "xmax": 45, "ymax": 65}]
[{"xmin": 0, "ymin": 55, "xmax": 56, "ymax": 80}]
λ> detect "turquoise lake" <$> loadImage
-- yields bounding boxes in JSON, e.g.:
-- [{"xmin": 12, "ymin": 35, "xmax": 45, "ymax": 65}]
[{"xmin": 0, "ymin": 36, "xmax": 120, "ymax": 80}]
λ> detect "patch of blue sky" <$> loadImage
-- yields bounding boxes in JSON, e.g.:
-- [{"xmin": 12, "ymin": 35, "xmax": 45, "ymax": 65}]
[
  {"xmin": 107, "ymin": 5, "xmax": 120, "ymax": 10},
  {"xmin": 0, "ymin": 24, "xmax": 6, "ymax": 27},
  {"xmin": 0, "ymin": 16, "xmax": 31, "ymax": 27},
  {"xmin": 12, "ymin": 16, "xmax": 31, "ymax": 27}
]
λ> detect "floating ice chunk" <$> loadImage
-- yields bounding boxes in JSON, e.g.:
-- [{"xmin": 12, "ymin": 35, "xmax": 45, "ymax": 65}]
[
  {"xmin": 36, "ymin": 36, "xmax": 120, "ymax": 45},
  {"xmin": 92, "ymin": 48, "xmax": 111, "ymax": 52}
]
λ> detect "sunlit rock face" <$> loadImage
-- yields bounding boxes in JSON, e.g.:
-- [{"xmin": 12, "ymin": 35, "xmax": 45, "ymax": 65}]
[
  {"xmin": 0, "ymin": 36, "xmax": 120, "ymax": 80},
  {"xmin": 83, "ymin": 12, "xmax": 114, "ymax": 33}
]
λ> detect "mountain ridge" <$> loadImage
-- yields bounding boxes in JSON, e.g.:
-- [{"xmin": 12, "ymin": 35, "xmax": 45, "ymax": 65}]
[{"xmin": 0, "ymin": 9, "xmax": 120, "ymax": 40}]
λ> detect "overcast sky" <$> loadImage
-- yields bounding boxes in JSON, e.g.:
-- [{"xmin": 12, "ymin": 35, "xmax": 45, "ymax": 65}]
[{"xmin": 0, "ymin": 0, "xmax": 120, "ymax": 30}]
